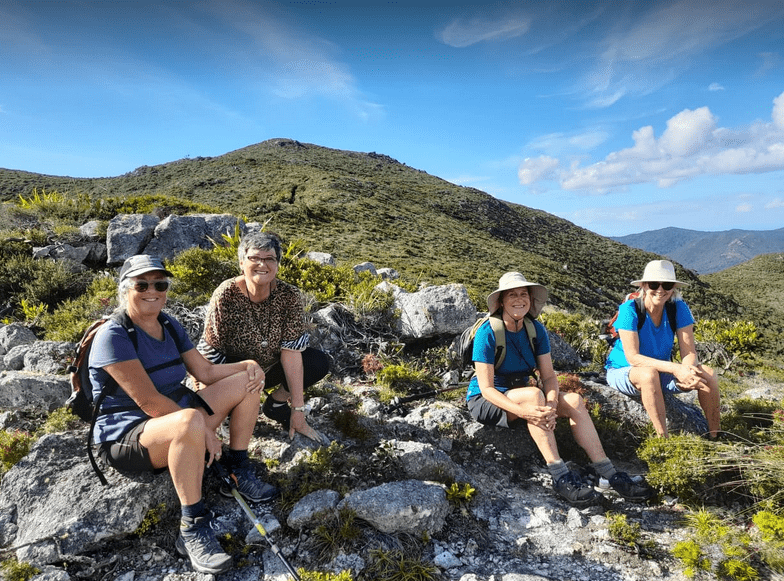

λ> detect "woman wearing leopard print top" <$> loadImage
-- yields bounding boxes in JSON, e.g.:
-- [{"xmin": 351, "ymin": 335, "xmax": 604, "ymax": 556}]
[{"xmin": 198, "ymin": 232, "xmax": 330, "ymax": 444}]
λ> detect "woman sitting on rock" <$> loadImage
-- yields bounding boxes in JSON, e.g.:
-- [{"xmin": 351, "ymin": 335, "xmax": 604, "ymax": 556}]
[
  {"xmin": 467, "ymin": 272, "xmax": 654, "ymax": 506},
  {"xmin": 197, "ymin": 231, "xmax": 330, "ymax": 444},
  {"xmin": 89, "ymin": 255, "xmax": 278, "ymax": 575},
  {"xmin": 605, "ymin": 260, "xmax": 721, "ymax": 438}
]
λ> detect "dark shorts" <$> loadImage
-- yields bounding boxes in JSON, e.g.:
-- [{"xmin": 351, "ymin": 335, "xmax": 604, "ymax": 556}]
[
  {"xmin": 98, "ymin": 420, "xmax": 165, "ymax": 474},
  {"xmin": 467, "ymin": 394, "xmax": 524, "ymax": 429}
]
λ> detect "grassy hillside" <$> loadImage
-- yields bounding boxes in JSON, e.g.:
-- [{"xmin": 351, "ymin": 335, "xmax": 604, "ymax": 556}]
[
  {"xmin": 702, "ymin": 253, "xmax": 784, "ymax": 358},
  {"xmin": 0, "ymin": 139, "xmax": 740, "ymax": 324}
]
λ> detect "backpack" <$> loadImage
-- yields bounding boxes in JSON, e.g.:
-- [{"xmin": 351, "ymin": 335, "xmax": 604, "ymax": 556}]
[
  {"xmin": 601, "ymin": 292, "xmax": 677, "ymax": 345},
  {"xmin": 457, "ymin": 312, "xmax": 537, "ymax": 371},
  {"xmin": 66, "ymin": 310, "xmax": 184, "ymax": 485}
]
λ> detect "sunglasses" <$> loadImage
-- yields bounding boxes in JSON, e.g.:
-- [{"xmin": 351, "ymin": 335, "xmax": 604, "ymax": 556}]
[
  {"xmin": 647, "ymin": 281, "xmax": 675, "ymax": 291},
  {"xmin": 132, "ymin": 280, "xmax": 171, "ymax": 292}
]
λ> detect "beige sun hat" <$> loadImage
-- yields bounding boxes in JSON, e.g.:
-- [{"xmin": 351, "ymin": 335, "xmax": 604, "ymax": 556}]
[
  {"xmin": 487, "ymin": 272, "xmax": 548, "ymax": 318},
  {"xmin": 631, "ymin": 260, "xmax": 688, "ymax": 288}
]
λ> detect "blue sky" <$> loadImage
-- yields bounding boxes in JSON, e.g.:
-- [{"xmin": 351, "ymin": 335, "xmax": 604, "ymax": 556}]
[{"xmin": 2, "ymin": 0, "xmax": 783, "ymax": 237}]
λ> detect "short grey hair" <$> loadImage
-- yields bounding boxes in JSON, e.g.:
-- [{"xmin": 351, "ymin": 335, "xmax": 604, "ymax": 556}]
[{"xmin": 238, "ymin": 232, "xmax": 282, "ymax": 269}]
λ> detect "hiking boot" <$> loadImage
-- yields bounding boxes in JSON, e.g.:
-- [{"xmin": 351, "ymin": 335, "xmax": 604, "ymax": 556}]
[
  {"xmin": 608, "ymin": 472, "xmax": 656, "ymax": 502},
  {"xmin": 553, "ymin": 470, "xmax": 603, "ymax": 507},
  {"xmin": 262, "ymin": 396, "xmax": 291, "ymax": 430},
  {"xmin": 219, "ymin": 459, "xmax": 279, "ymax": 503},
  {"xmin": 175, "ymin": 512, "xmax": 232, "ymax": 575}
]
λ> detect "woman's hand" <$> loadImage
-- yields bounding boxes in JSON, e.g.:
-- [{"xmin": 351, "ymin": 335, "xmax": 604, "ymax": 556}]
[
  {"xmin": 289, "ymin": 409, "xmax": 331, "ymax": 445},
  {"xmin": 205, "ymin": 429, "xmax": 223, "ymax": 467},
  {"xmin": 675, "ymin": 363, "xmax": 710, "ymax": 391},
  {"xmin": 521, "ymin": 403, "xmax": 558, "ymax": 431},
  {"xmin": 243, "ymin": 360, "xmax": 265, "ymax": 393}
]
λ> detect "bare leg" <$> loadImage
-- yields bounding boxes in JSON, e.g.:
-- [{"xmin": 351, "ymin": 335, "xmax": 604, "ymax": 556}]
[
  {"xmin": 140, "ymin": 409, "xmax": 207, "ymax": 505},
  {"xmin": 507, "ymin": 387, "xmax": 561, "ymax": 464},
  {"xmin": 629, "ymin": 367, "xmax": 668, "ymax": 437},
  {"xmin": 557, "ymin": 391, "xmax": 607, "ymax": 463},
  {"xmin": 199, "ymin": 371, "xmax": 262, "ymax": 450},
  {"xmin": 696, "ymin": 365, "xmax": 721, "ymax": 437}
]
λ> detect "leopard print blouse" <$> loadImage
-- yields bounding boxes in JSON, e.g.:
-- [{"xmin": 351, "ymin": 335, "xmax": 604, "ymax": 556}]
[{"xmin": 199, "ymin": 277, "xmax": 308, "ymax": 369}]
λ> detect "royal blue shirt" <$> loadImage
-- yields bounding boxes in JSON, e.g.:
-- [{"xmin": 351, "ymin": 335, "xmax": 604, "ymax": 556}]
[
  {"xmin": 605, "ymin": 298, "xmax": 695, "ymax": 369},
  {"xmin": 466, "ymin": 318, "xmax": 550, "ymax": 400}
]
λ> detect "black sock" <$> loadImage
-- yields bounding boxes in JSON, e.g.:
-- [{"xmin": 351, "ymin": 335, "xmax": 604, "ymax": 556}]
[
  {"xmin": 225, "ymin": 448, "xmax": 248, "ymax": 467},
  {"xmin": 181, "ymin": 499, "xmax": 206, "ymax": 521}
]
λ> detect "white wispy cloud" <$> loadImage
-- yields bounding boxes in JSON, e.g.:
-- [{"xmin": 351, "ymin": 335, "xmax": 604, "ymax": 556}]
[
  {"xmin": 521, "ymin": 90, "xmax": 784, "ymax": 193},
  {"xmin": 766, "ymin": 198, "xmax": 784, "ymax": 209},
  {"xmin": 438, "ymin": 13, "xmax": 531, "ymax": 48},
  {"xmin": 581, "ymin": 0, "xmax": 784, "ymax": 107},
  {"xmin": 709, "ymin": 82, "xmax": 725, "ymax": 91},
  {"xmin": 736, "ymin": 203, "xmax": 753, "ymax": 212},
  {"xmin": 199, "ymin": 0, "xmax": 383, "ymax": 119}
]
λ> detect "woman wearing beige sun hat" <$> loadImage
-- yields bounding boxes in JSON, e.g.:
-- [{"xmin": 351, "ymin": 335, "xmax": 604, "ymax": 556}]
[
  {"xmin": 605, "ymin": 260, "xmax": 721, "ymax": 439},
  {"xmin": 466, "ymin": 272, "xmax": 654, "ymax": 506}
]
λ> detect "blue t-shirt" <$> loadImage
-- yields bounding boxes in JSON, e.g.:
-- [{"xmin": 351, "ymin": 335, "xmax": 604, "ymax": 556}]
[
  {"xmin": 605, "ymin": 298, "xmax": 695, "ymax": 369},
  {"xmin": 466, "ymin": 318, "xmax": 550, "ymax": 400},
  {"xmin": 88, "ymin": 314, "xmax": 194, "ymax": 444}
]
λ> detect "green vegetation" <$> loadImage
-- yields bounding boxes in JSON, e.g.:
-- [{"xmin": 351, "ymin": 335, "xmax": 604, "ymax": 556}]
[
  {"xmin": 0, "ymin": 558, "xmax": 40, "ymax": 581},
  {"xmin": 444, "ymin": 482, "xmax": 476, "ymax": 509},
  {"xmin": 299, "ymin": 570, "xmax": 354, "ymax": 581},
  {"xmin": 361, "ymin": 548, "xmax": 440, "ymax": 581},
  {"xmin": 0, "ymin": 430, "xmax": 33, "ymax": 477},
  {"xmin": 606, "ymin": 512, "xmax": 656, "ymax": 556},
  {"xmin": 312, "ymin": 507, "xmax": 363, "ymax": 561},
  {"xmin": 671, "ymin": 508, "xmax": 783, "ymax": 580}
]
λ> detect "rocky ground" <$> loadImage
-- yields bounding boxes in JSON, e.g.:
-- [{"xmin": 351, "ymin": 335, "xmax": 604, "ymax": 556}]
[{"xmin": 3, "ymin": 371, "xmax": 782, "ymax": 581}]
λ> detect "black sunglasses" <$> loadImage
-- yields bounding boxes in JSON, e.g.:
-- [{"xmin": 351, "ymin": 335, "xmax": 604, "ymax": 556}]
[
  {"xmin": 132, "ymin": 280, "xmax": 171, "ymax": 292},
  {"xmin": 647, "ymin": 281, "xmax": 675, "ymax": 291}
]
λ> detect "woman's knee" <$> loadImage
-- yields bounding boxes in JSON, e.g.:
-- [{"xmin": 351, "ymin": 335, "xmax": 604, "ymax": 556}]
[
  {"xmin": 171, "ymin": 408, "xmax": 206, "ymax": 439},
  {"xmin": 559, "ymin": 391, "xmax": 587, "ymax": 417}
]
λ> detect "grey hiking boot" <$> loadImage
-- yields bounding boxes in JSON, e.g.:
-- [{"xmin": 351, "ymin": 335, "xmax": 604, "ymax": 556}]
[
  {"xmin": 219, "ymin": 459, "xmax": 279, "ymax": 503},
  {"xmin": 175, "ymin": 512, "xmax": 232, "ymax": 575},
  {"xmin": 553, "ymin": 470, "xmax": 603, "ymax": 507},
  {"xmin": 608, "ymin": 471, "xmax": 656, "ymax": 502}
]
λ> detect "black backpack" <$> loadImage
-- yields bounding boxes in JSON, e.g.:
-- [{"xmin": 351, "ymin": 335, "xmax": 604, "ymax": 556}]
[
  {"xmin": 601, "ymin": 293, "xmax": 677, "ymax": 345},
  {"xmin": 66, "ymin": 310, "xmax": 184, "ymax": 485},
  {"xmin": 457, "ymin": 312, "xmax": 537, "ymax": 370}
]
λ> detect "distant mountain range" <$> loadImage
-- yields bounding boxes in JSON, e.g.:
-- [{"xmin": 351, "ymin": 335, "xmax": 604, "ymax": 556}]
[{"xmin": 611, "ymin": 227, "xmax": 784, "ymax": 274}]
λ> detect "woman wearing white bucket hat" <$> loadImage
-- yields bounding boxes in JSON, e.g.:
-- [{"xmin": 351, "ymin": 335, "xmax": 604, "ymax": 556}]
[
  {"xmin": 467, "ymin": 272, "xmax": 654, "ymax": 506},
  {"xmin": 605, "ymin": 260, "xmax": 721, "ymax": 438}
]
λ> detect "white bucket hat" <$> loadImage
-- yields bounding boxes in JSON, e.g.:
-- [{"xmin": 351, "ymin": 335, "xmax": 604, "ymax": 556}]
[
  {"xmin": 631, "ymin": 260, "xmax": 688, "ymax": 288},
  {"xmin": 487, "ymin": 272, "xmax": 548, "ymax": 318}
]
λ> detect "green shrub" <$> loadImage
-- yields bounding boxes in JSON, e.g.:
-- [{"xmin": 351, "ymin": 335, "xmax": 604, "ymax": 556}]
[
  {"xmin": 36, "ymin": 408, "xmax": 81, "ymax": 436},
  {"xmin": 695, "ymin": 319, "xmax": 760, "ymax": 360},
  {"xmin": 540, "ymin": 310, "xmax": 608, "ymax": 367},
  {"xmin": 0, "ymin": 558, "xmax": 40, "ymax": 581},
  {"xmin": 606, "ymin": 512, "xmax": 656, "ymax": 555},
  {"xmin": 42, "ymin": 275, "xmax": 117, "ymax": 342},
  {"xmin": 0, "ymin": 430, "xmax": 34, "ymax": 474},
  {"xmin": 672, "ymin": 539, "xmax": 711, "ymax": 578},
  {"xmin": 167, "ymin": 247, "xmax": 237, "ymax": 307},
  {"xmin": 637, "ymin": 435, "xmax": 713, "ymax": 504},
  {"xmin": 445, "ymin": 482, "xmax": 476, "ymax": 509}
]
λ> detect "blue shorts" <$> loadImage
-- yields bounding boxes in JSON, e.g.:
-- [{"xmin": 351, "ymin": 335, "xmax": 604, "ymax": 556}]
[{"xmin": 606, "ymin": 367, "xmax": 682, "ymax": 397}]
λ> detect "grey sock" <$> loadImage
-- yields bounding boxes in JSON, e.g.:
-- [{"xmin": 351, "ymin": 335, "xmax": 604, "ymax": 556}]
[
  {"xmin": 590, "ymin": 458, "xmax": 617, "ymax": 480},
  {"xmin": 547, "ymin": 460, "xmax": 569, "ymax": 482}
]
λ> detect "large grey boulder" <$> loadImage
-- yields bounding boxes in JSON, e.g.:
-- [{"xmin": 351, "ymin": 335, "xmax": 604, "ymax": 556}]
[
  {"xmin": 144, "ymin": 214, "xmax": 209, "ymax": 261},
  {"xmin": 106, "ymin": 214, "xmax": 159, "ymax": 265},
  {"xmin": 337, "ymin": 479, "xmax": 449, "ymax": 534},
  {"xmin": 0, "ymin": 324, "xmax": 37, "ymax": 356},
  {"xmin": 0, "ymin": 371, "xmax": 70, "ymax": 412},
  {"xmin": 0, "ymin": 432, "xmax": 177, "ymax": 568},
  {"xmin": 392, "ymin": 283, "xmax": 476, "ymax": 340}
]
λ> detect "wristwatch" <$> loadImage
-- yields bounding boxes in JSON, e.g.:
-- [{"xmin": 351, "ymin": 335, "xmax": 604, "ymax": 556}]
[{"xmin": 291, "ymin": 405, "xmax": 308, "ymax": 413}]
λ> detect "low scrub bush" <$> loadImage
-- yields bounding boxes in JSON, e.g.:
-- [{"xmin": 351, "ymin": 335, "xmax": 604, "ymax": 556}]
[
  {"xmin": 540, "ymin": 310, "xmax": 608, "ymax": 367},
  {"xmin": 42, "ymin": 275, "xmax": 117, "ymax": 342},
  {"xmin": 0, "ymin": 430, "xmax": 34, "ymax": 477}
]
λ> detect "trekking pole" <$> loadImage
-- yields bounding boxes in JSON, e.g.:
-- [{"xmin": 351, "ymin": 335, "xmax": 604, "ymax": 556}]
[
  {"xmin": 211, "ymin": 462, "xmax": 301, "ymax": 581},
  {"xmin": 388, "ymin": 382, "xmax": 469, "ymax": 411}
]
